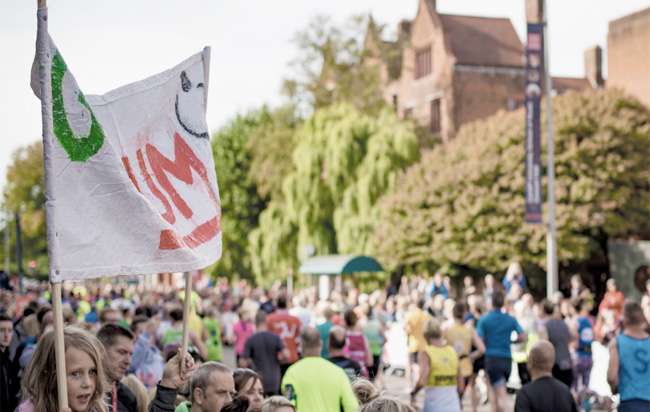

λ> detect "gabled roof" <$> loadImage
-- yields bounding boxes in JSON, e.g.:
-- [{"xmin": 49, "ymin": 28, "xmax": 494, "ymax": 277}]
[{"xmin": 436, "ymin": 14, "xmax": 525, "ymax": 68}]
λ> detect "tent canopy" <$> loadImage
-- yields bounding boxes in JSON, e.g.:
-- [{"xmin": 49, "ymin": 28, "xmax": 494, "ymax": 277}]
[{"xmin": 298, "ymin": 254, "xmax": 384, "ymax": 275}]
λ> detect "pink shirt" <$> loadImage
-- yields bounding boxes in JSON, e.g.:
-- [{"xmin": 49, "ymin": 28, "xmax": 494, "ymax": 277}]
[{"xmin": 232, "ymin": 321, "xmax": 254, "ymax": 356}]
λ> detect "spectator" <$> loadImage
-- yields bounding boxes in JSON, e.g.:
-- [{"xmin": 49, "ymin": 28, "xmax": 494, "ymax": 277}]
[
  {"xmin": 343, "ymin": 309, "xmax": 372, "ymax": 378},
  {"xmin": 97, "ymin": 323, "xmax": 139, "ymax": 412},
  {"xmin": 233, "ymin": 368, "xmax": 264, "ymax": 410},
  {"xmin": 316, "ymin": 306, "xmax": 336, "ymax": 359},
  {"xmin": 129, "ymin": 314, "xmax": 164, "ymax": 392},
  {"xmin": 599, "ymin": 279, "xmax": 625, "ymax": 320},
  {"xmin": 425, "ymin": 272, "xmax": 448, "ymax": 300},
  {"xmin": 476, "ymin": 290, "xmax": 526, "ymax": 412},
  {"xmin": 231, "ymin": 306, "xmax": 254, "ymax": 365},
  {"xmin": 403, "ymin": 297, "xmax": 432, "ymax": 391},
  {"xmin": 607, "ymin": 299, "xmax": 650, "ymax": 411},
  {"xmin": 281, "ymin": 327, "xmax": 358, "ymax": 412},
  {"xmin": 502, "ymin": 262, "xmax": 526, "ymax": 294},
  {"xmin": 161, "ymin": 308, "xmax": 208, "ymax": 361},
  {"xmin": 539, "ymin": 301, "xmax": 574, "ymax": 388},
  {"xmin": 220, "ymin": 395, "xmax": 251, "ymax": 412},
  {"xmin": 514, "ymin": 340, "xmax": 577, "ymax": 412},
  {"xmin": 240, "ymin": 310, "xmax": 289, "ymax": 396},
  {"xmin": 410, "ymin": 317, "xmax": 464, "ymax": 411},
  {"xmin": 17, "ymin": 326, "xmax": 109, "ymax": 412},
  {"xmin": 178, "ymin": 361, "xmax": 234, "ymax": 412},
  {"xmin": 353, "ymin": 378, "xmax": 415, "ymax": 412},
  {"xmin": 461, "ymin": 276, "xmax": 476, "ymax": 300},
  {"xmin": 99, "ymin": 307, "xmax": 121, "ymax": 325},
  {"xmin": 18, "ymin": 306, "xmax": 53, "ymax": 372},
  {"xmin": 122, "ymin": 374, "xmax": 150, "ymax": 412},
  {"xmin": 0, "ymin": 313, "xmax": 18, "ymax": 412},
  {"xmin": 482, "ymin": 274, "xmax": 496, "ymax": 310},
  {"xmin": 328, "ymin": 325, "xmax": 363, "ymax": 380},
  {"xmin": 260, "ymin": 396, "xmax": 295, "ymax": 412},
  {"xmin": 266, "ymin": 294, "xmax": 301, "ymax": 377}
]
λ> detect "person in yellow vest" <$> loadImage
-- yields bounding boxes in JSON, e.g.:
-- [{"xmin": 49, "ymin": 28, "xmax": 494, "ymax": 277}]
[
  {"xmin": 444, "ymin": 302, "xmax": 485, "ymax": 401},
  {"xmin": 180, "ymin": 290, "xmax": 208, "ymax": 342},
  {"xmin": 411, "ymin": 317, "xmax": 464, "ymax": 412},
  {"xmin": 203, "ymin": 306, "xmax": 223, "ymax": 362}
]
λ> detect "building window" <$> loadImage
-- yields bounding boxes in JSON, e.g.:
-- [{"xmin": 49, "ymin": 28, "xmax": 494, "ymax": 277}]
[
  {"xmin": 415, "ymin": 47, "xmax": 432, "ymax": 79},
  {"xmin": 404, "ymin": 108, "xmax": 413, "ymax": 119},
  {"xmin": 430, "ymin": 99, "xmax": 441, "ymax": 133}
]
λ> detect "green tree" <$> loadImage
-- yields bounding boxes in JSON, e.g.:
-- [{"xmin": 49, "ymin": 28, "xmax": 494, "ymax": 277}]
[
  {"xmin": 246, "ymin": 105, "xmax": 299, "ymax": 201},
  {"xmin": 249, "ymin": 103, "xmax": 419, "ymax": 282},
  {"xmin": 372, "ymin": 90, "xmax": 650, "ymax": 292},
  {"xmin": 284, "ymin": 15, "xmax": 386, "ymax": 115},
  {"xmin": 2, "ymin": 142, "xmax": 49, "ymax": 278},
  {"xmin": 210, "ymin": 110, "xmax": 268, "ymax": 282}
]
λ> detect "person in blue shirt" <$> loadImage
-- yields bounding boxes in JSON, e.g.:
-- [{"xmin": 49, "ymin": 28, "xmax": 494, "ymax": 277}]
[
  {"xmin": 607, "ymin": 299, "xmax": 650, "ymax": 412},
  {"xmin": 426, "ymin": 272, "xmax": 448, "ymax": 300},
  {"xmin": 502, "ymin": 262, "xmax": 527, "ymax": 294},
  {"xmin": 476, "ymin": 290, "xmax": 526, "ymax": 412}
]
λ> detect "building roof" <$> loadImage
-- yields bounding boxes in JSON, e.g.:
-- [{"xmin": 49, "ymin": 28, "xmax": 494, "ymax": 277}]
[
  {"xmin": 299, "ymin": 254, "xmax": 384, "ymax": 275},
  {"xmin": 552, "ymin": 76, "xmax": 592, "ymax": 92},
  {"xmin": 436, "ymin": 14, "xmax": 525, "ymax": 68}
]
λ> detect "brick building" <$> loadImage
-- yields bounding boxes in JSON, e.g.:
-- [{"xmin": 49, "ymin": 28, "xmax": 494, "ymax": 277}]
[
  {"xmin": 607, "ymin": 7, "xmax": 650, "ymax": 109},
  {"xmin": 365, "ymin": 0, "xmax": 602, "ymax": 142}
]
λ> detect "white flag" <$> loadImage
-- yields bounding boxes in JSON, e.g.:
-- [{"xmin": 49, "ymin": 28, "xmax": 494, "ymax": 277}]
[{"xmin": 33, "ymin": 33, "xmax": 221, "ymax": 282}]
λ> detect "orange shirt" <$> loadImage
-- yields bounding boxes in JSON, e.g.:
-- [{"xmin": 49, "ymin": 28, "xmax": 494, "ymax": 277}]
[{"xmin": 267, "ymin": 310, "xmax": 302, "ymax": 364}]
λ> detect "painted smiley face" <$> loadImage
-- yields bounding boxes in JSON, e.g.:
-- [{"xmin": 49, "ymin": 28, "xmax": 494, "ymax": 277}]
[{"xmin": 175, "ymin": 70, "xmax": 209, "ymax": 139}]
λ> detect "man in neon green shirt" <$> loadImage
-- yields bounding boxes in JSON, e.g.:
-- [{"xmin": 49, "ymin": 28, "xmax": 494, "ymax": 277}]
[{"xmin": 281, "ymin": 327, "xmax": 358, "ymax": 412}]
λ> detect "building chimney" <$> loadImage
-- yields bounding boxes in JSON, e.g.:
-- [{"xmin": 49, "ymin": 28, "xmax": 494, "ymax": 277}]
[
  {"xmin": 584, "ymin": 45, "xmax": 604, "ymax": 88},
  {"xmin": 398, "ymin": 20, "xmax": 412, "ymax": 42}
]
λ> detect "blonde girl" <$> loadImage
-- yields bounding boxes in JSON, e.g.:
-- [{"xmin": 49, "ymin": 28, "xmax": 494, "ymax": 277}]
[{"xmin": 19, "ymin": 325, "xmax": 109, "ymax": 412}]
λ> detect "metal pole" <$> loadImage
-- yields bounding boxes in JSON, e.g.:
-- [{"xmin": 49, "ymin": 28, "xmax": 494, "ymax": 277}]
[
  {"xmin": 15, "ymin": 213, "xmax": 24, "ymax": 295},
  {"xmin": 543, "ymin": 0, "xmax": 557, "ymax": 298},
  {"xmin": 4, "ymin": 213, "xmax": 9, "ymax": 275}
]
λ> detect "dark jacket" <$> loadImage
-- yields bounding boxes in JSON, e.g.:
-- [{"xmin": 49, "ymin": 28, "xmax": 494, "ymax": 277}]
[
  {"xmin": 148, "ymin": 384, "xmax": 178, "ymax": 412},
  {"xmin": 107, "ymin": 381, "xmax": 138, "ymax": 412}
]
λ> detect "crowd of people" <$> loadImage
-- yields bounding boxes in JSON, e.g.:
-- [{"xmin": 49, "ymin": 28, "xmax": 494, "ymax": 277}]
[{"xmin": 0, "ymin": 264, "xmax": 648, "ymax": 412}]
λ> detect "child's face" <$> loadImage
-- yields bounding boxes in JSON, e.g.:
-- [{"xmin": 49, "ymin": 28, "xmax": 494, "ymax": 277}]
[{"xmin": 66, "ymin": 347, "xmax": 97, "ymax": 412}]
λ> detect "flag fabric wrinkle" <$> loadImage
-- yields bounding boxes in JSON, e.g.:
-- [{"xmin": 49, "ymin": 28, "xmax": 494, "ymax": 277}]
[{"xmin": 32, "ymin": 16, "xmax": 221, "ymax": 282}]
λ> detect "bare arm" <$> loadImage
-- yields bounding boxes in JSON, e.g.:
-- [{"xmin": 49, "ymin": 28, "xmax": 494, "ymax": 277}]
[
  {"xmin": 189, "ymin": 330, "xmax": 208, "ymax": 361},
  {"xmin": 470, "ymin": 329, "xmax": 486, "ymax": 360},
  {"xmin": 516, "ymin": 331, "xmax": 527, "ymax": 343},
  {"xmin": 412, "ymin": 351, "xmax": 430, "ymax": 395},
  {"xmin": 364, "ymin": 337, "xmax": 374, "ymax": 367},
  {"xmin": 456, "ymin": 360, "xmax": 465, "ymax": 395},
  {"xmin": 607, "ymin": 340, "xmax": 619, "ymax": 394},
  {"xmin": 278, "ymin": 348, "xmax": 291, "ymax": 363}
]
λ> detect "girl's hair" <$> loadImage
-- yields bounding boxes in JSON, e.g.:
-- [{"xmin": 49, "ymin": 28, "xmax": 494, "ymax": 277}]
[
  {"xmin": 121, "ymin": 374, "xmax": 150, "ymax": 412},
  {"xmin": 21, "ymin": 325, "xmax": 109, "ymax": 412},
  {"xmin": 260, "ymin": 396, "xmax": 296, "ymax": 412},
  {"xmin": 422, "ymin": 317, "xmax": 442, "ymax": 341},
  {"xmin": 233, "ymin": 368, "xmax": 264, "ymax": 393},
  {"xmin": 352, "ymin": 379, "xmax": 415, "ymax": 412},
  {"xmin": 220, "ymin": 394, "xmax": 250, "ymax": 412}
]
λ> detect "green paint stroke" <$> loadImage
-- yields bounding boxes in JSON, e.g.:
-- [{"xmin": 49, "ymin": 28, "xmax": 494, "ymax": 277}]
[{"xmin": 51, "ymin": 50, "xmax": 105, "ymax": 162}]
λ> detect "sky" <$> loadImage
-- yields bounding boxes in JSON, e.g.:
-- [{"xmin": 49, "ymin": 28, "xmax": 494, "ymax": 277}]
[{"xmin": 0, "ymin": 0, "xmax": 648, "ymax": 194}]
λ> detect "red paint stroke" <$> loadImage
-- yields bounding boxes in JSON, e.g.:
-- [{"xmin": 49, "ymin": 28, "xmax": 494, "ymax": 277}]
[
  {"xmin": 146, "ymin": 133, "xmax": 220, "ymax": 220},
  {"xmin": 158, "ymin": 215, "xmax": 222, "ymax": 250},
  {"xmin": 137, "ymin": 149, "xmax": 175, "ymax": 224},
  {"xmin": 121, "ymin": 156, "xmax": 141, "ymax": 193}
]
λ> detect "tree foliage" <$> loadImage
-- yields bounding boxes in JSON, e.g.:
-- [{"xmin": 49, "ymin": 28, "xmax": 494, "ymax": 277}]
[
  {"xmin": 372, "ymin": 90, "xmax": 650, "ymax": 286},
  {"xmin": 2, "ymin": 142, "xmax": 49, "ymax": 277},
  {"xmin": 210, "ymin": 110, "xmax": 269, "ymax": 282},
  {"xmin": 284, "ymin": 15, "xmax": 386, "ymax": 115},
  {"xmin": 249, "ymin": 103, "xmax": 419, "ymax": 281}
]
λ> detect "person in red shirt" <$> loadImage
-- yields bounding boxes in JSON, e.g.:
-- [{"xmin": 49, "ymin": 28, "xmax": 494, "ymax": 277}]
[
  {"xmin": 267, "ymin": 293, "xmax": 302, "ymax": 378},
  {"xmin": 599, "ymin": 279, "xmax": 625, "ymax": 320}
]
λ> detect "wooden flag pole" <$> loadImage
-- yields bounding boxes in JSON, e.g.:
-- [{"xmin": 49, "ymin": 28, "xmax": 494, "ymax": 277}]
[
  {"xmin": 37, "ymin": 0, "xmax": 68, "ymax": 409},
  {"xmin": 52, "ymin": 283, "xmax": 68, "ymax": 409},
  {"xmin": 180, "ymin": 271, "xmax": 193, "ymax": 370}
]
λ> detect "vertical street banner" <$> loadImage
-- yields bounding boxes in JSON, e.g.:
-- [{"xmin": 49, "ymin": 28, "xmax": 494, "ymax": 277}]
[
  {"xmin": 32, "ymin": 21, "xmax": 222, "ymax": 282},
  {"xmin": 524, "ymin": 23, "xmax": 543, "ymax": 223}
]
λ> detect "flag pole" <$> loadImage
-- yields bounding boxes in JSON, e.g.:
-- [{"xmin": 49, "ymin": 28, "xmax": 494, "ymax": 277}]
[
  {"xmin": 542, "ymin": 0, "xmax": 558, "ymax": 298},
  {"xmin": 37, "ymin": 0, "xmax": 68, "ymax": 409},
  {"xmin": 180, "ymin": 271, "xmax": 193, "ymax": 370}
]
